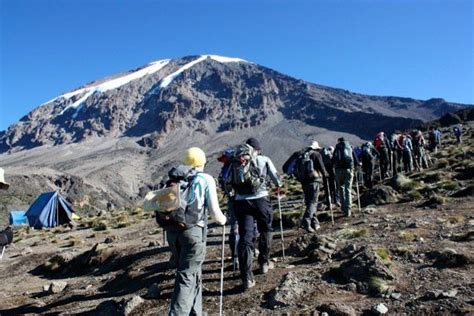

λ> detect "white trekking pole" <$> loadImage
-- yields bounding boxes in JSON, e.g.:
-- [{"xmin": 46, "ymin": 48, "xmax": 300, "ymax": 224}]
[
  {"xmin": 219, "ymin": 225, "xmax": 226, "ymax": 316},
  {"xmin": 277, "ymin": 189, "xmax": 286, "ymax": 261}
]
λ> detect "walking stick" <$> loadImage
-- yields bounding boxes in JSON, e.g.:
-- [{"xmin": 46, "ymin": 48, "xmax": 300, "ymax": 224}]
[
  {"xmin": 277, "ymin": 190, "xmax": 286, "ymax": 261},
  {"xmin": 219, "ymin": 225, "xmax": 226, "ymax": 316},
  {"xmin": 355, "ymin": 169, "xmax": 361, "ymax": 214},
  {"xmin": 326, "ymin": 178, "xmax": 334, "ymax": 225}
]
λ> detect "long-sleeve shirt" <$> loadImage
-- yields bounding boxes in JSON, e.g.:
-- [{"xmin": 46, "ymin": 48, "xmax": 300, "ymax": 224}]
[
  {"xmin": 309, "ymin": 150, "xmax": 329, "ymax": 180},
  {"xmin": 235, "ymin": 155, "xmax": 282, "ymax": 200},
  {"xmin": 194, "ymin": 173, "xmax": 226, "ymax": 226}
]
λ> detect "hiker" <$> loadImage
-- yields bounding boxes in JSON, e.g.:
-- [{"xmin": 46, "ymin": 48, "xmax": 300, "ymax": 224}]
[
  {"xmin": 292, "ymin": 141, "xmax": 329, "ymax": 233},
  {"xmin": 361, "ymin": 142, "xmax": 378, "ymax": 189},
  {"xmin": 453, "ymin": 124, "xmax": 463, "ymax": 144},
  {"xmin": 217, "ymin": 148, "xmax": 240, "ymax": 269},
  {"xmin": 0, "ymin": 168, "xmax": 9, "ymax": 190},
  {"xmin": 411, "ymin": 129, "xmax": 428, "ymax": 170},
  {"xmin": 391, "ymin": 132, "xmax": 402, "ymax": 175},
  {"xmin": 399, "ymin": 133, "xmax": 413, "ymax": 173},
  {"xmin": 229, "ymin": 138, "xmax": 282, "ymax": 290},
  {"xmin": 428, "ymin": 127, "xmax": 442, "ymax": 153},
  {"xmin": 332, "ymin": 138, "xmax": 360, "ymax": 217},
  {"xmin": 374, "ymin": 132, "xmax": 392, "ymax": 179},
  {"xmin": 164, "ymin": 147, "xmax": 226, "ymax": 315},
  {"xmin": 321, "ymin": 146, "xmax": 339, "ymax": 208}
]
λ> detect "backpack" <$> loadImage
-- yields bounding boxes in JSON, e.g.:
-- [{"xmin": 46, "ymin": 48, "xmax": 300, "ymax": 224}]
[
  {"xmin": 218, "ymin": 149, "xmax": 235, "ymax": 194},
  {"xmin": 228, "ymin": 144, "xmax": 263, "ymax": 194},
  {"xmin": 294, "ymin": 149, "xmax": 321, "ymax": 182},
  {"xmin": 334, "ymin": 141, "xmax": 353, "ymax": 169},
  {"xmin": 283, "ymin": 149, "xmax": 305, "ymax": 175},
  {"xmin": 145, "ymin": 165, "xmax": 206, "ymax": 230},
  {"xmin": 362, "ymin": 143, "xmax": 376, "ymax": 161},
  {"xmin": 374, "ymin": 133, "xmax": 386, "ymax": 150}
]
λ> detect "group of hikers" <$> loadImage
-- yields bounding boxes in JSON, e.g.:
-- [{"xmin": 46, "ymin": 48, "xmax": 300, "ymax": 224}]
[{"xmin": 152, "ymin": 123, "xmax": 466, "ymax": 315}]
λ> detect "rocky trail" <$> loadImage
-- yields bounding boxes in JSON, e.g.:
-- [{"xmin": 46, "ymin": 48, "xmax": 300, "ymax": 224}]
[{"xmin": 0, "ymin": 122, "xmax": 473, "ymax": 315}]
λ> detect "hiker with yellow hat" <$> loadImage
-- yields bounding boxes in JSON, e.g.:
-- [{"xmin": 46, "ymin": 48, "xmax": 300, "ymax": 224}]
[
  {"xmin": 0, "ymin": 168, "xmax": 9, "ymax": 190},
  {"xmin": 166, "ymin": 147, "xmax": 226, "ymax": 315}
]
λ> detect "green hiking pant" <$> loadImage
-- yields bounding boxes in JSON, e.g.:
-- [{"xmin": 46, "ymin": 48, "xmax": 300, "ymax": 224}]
[
  {"xmin": 167, "ymin": 226, "xmax": 207, "ymax": 316},
  {"xmin": 335, "ymin": 168, "xmax": 354, "ymax": 215}
]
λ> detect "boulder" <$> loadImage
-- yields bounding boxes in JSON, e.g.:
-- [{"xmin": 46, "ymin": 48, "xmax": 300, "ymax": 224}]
[
  {"xmin": 428, "ymin": 248, "xmax": 473, "ymax": 268},
  {"xmin": 268, "ymin": 270, "xmax": 320, "ymax": 308},
  {"xmin": 360, "ymin": 185, "xmax": 398, "ymax": 207},
  {"xmin": 339, "ymin": 249, "xmax": 394, "ymax": 283},
  {"xmin": 287, "ymin": 234, "xmax": 337, "ymax": 262}
]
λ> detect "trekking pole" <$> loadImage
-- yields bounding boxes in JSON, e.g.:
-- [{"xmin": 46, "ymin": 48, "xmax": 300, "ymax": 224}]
[
  {"xmin": 355, "ymin": 169, "xmax": 361, "ymax": 214},
  {"xmin": 219, "ymin": 225, "xmax": 226, "ymax": 316},
  {"xmin": 326, "ymin": 178, "xmax": 334, "ymax": 225},
  {"xmin": 277, "ymin": 190, "xmax": 286, "ymax": 261}
]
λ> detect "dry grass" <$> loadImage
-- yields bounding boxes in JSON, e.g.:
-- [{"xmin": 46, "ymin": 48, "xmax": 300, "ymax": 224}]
[
  {"xmin": 338, "ymin": 228, "xmax": 370, "ymax": 239},
  {"xmin": 399, "ymin": 231, "xmax": 417, "ymax": 242}
]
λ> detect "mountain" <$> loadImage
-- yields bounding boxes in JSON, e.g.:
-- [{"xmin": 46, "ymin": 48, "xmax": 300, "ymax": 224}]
[{"xmin": 0, "ymin": 55, "xmax": 470, "ymax": 214}]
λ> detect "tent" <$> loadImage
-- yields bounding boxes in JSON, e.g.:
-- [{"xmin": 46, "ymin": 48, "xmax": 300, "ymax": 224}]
[
  {"xmin": 25, "ymin": 192, "xmax": 76, "ymax": 228},
  {"xmin": 9, "ymin": 211, "xmax": 28, "ymax": 226}
]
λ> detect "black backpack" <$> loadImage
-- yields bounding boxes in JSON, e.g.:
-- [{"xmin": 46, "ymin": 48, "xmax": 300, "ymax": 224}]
[
  {"xmin": 294, "ymin": 149, "xmax": 321, "ymax": 182},
  {"xmin": 334, "ymin": 141, "xmax": 353, "ymax": 169},
  {"xmin": 150, "ymin": 165, "xmax": 206, "ymax": 230},
  {"xmin": 228, "ymin": 144, "xmax": 263, "ymax": 194}
]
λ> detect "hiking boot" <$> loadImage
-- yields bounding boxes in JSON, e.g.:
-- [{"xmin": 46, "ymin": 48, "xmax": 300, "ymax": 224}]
[
  {"xmin": 312, "ymin": 223, "xmax": 321, "ymax": 231},
  {"xmin": 300, "ymin": 225, "xmax": 315, "ymax": 233},
  {"xmin": 243, "ymin": 279, "xmax": 256, "ymax": 290},
  {"xmin": 260, "ymin": 261, "xmax": 275, "ymax": 274}
]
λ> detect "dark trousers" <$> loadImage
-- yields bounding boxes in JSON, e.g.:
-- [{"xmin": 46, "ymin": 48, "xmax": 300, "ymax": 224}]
[
  {"xmin": 301, "ymin": 181, "xmax": 321, "ymax": 228},
  {"xmin": 378, "ymin": 149, "xmax": 390, "ymax": 179},
  {"xmin": 362, "ymin": 161, "xmax": 374, "ymax": 189},
  {"xmin": 227, "ymin": 199, "xmax": 239, "ymax": 259},
  {"xmin": 235, "ymin": 197, "xmax": 273, "ymax": 283}
]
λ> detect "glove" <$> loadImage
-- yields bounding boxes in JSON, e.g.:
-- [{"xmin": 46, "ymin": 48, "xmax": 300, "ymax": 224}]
[{"xmin": 275, "ymin": 187, "xmax": 283, "ymax": 195}]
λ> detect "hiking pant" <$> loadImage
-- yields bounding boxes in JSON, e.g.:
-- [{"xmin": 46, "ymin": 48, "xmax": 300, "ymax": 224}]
[
  {"xmin": 378, "ymin": 149, "xmax": 390, "ymax": 179},
  {"xmin": 227, "ymin": 199, "xmax": 239, "ymax": 260},
  {"xmin": 403, "ymin": 151, "xmax": 413, "ymax": 173},
  {"xmin": 167, "ymin": 226, "xmax": 206, "ymax": 316},
  {"xmin": 235, "ymin": 197, "xmax": 273, "ymax": 283},
  {"xmin": 414, "ymin": 146, "xmax": 428, "ymax": 169},
  {"xmin": 335, "ymin": 168, "xmax": 354, "ymax": 216},
  {"xmin": 362, "ymin": 161, "xmax": 374, "ymax": 189},
  {"xmin": 300, "ymin": 181, "xmax": 321, "ymax": 228}
]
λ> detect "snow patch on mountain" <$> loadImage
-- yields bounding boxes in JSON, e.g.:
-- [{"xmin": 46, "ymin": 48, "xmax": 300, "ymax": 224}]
[
  {"xmin": 59, "ymin": 59, "xmax": 170, "ymax": 116},
  {"xmin": 158, "ymin": 54, "xmax": 247, "ymax": 91}
]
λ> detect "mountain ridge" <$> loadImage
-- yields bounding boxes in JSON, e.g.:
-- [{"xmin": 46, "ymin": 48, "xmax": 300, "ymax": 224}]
[{"xmin": 0, "ymin": 54, "xmax": 469, "ymax": 154}]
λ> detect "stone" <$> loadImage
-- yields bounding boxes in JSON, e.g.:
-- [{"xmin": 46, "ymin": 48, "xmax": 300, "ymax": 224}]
[
  {"xmin": 391, "ymin": 292, "xmax": 402, "ymax": 300},
  {"xmin": 423, "ymin": 290, "xmax": 442, "ymax": 300},
  {"xmin": 372, "ymin": 303, "xmax": 388, "ymax": 315},
  {"xmin": 440, "ymin": 289, "xmax": 458, "ymax": 298},
  {"xmin": 48, "ymin": 281, "xmax": 68, "ymax": 294},
  {"xmin": 429, "ymin": 248, "xmax": 473, "ymax": 268},
  {"xmin": 268, "ymin": 270, "xmax": 319, "ymax": 308},
  {"xmin": 121, "ymin": 295, "xmax": 144, "ymax": 315},
  {"xmin": 318, "ymin": 302, "xmax": 357, "ymax": 316},
  {"xmin": 339, "ymin": 248, "xmax": 394, "ymax": 283},
  {"xmin": 148, "ymin": 240, "xmax": 160, "ymax": 247},
  {"xmin": 104, "ymin": 235, "xmax": 119, "ymax": 244},
  {"xmin": 345, "ymin": 283, "xmax": 357, "ymax": 292},
  {"xmin": 390, "ymin": 174, "xmax": 413, "ymax": 191}
]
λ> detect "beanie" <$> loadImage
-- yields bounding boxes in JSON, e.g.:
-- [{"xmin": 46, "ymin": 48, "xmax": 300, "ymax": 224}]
[
  {"xmin": 184, "ymin": 147, "xmax": 207, "ymax": 168},
  {"xmin": 246, "ymin": 137, "xmax": 261, "ymax": 150}
]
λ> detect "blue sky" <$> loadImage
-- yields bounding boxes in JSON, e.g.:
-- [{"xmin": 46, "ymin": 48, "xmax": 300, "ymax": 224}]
[{"xmin": 1, "ymin": 0, "xmax": 472, "ymax": 131}]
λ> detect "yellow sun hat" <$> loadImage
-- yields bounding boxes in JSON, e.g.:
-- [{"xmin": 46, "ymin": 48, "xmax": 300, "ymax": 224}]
[{"xmin": 184, "ymin": 147, "xmax": 207, "ymax": 168}]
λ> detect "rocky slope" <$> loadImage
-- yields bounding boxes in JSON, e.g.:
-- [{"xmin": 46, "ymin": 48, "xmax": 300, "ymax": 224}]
[
  {"xmin": 0, "ymin": 119, "xmax": 472, "ymax": 315},
  {"xmin": 0, "ymin": 55, "xmax": 471, "ymax": 217}
]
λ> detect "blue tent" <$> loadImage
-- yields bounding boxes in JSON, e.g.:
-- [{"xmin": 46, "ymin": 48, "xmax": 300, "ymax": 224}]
[
  {"xmin": 9, "ymin": 211, "xmax": 28, "ymax": 226},
  {"xmin": 25, "ymin": 192, "xmax": 75, "ymax": 228}
]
